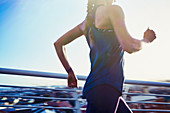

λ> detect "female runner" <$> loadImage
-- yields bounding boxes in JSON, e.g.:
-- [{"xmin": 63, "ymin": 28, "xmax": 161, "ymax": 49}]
[{"xmin": 54, "ymin": 0, "xmax": 156, "ymax": 112}]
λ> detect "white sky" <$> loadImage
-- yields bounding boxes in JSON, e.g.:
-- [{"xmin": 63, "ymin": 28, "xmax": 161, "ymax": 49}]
[{"xmin": 0, "ymin": 0, "xmax": 170, "ymax": 86}]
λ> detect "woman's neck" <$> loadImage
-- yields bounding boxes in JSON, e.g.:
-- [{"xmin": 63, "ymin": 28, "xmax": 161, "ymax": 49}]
[
  {"xmin": 95, "ymin": 0, "xmax": 106, "ymax": 6},
  {"xmin": 95, "ymin": 0, "xmax": 112, "ymax": 6}
]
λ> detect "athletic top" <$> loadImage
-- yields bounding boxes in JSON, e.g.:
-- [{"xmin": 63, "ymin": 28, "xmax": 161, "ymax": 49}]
[{"xmin": 82, "ymin": 4, "xmax": 125, "ymax": 99}]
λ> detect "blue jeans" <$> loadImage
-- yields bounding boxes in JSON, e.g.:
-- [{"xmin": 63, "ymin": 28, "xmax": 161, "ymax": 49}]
[{"xmin": 86, "ymin": 84, "xmax": 132, "ymax": 113}]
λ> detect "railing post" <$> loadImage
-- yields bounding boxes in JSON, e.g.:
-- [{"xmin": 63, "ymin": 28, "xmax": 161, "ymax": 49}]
[
  {"xmin": 123, "ymin": 84, "xmax": 130, "ymax": 100},
  {"xmin": 73, "ymin": 89, "xmax": 82, "ymax": 113}
]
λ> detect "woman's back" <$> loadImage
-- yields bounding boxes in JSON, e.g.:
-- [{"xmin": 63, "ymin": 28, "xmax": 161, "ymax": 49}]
[
  {"xmin": 92, "ymin": 4, "xmax": 113, "ymax": 30},
  {"xmin": 82, "ymin": 4, "xmax": 125, "ymax": 99}
]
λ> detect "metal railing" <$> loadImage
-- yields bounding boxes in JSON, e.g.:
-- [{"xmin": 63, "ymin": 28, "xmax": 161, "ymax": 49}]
[{"xmin": 0, "ymin": 67, "xmax": 170, "ymax": 113}]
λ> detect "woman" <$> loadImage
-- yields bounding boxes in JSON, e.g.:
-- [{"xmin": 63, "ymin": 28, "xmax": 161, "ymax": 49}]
[{"xmin": 54, "ymin": 0, "xmax": 156, "ymax": 112}]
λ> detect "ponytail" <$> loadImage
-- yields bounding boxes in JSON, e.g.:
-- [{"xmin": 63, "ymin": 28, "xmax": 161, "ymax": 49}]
[{"xmin": 85, "ymin": 0, "xmax": 95, "ymax": 47}]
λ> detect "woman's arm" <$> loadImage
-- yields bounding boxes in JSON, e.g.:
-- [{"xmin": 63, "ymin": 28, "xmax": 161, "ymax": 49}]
[
  {"xmin": 54, "ymin": 20, "xmax": 85, "ymax": 87},
  {"xmin": 108, "ymin": 5, "xmax": 156, "ymax": 54},
  {"xmin": 54, "ymin": 22, "xmax": 84, "ymax": 71}
]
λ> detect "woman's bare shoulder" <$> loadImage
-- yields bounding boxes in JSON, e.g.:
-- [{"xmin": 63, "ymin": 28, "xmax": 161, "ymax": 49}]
[
  {"xmin": 78, "ymin": 18, "xmax": 88, "ymax": 35},
  {"xmin": 107, "ymin": 4, "xmax": 125, "ymax": 19},
  {"xmin": 108, "ymin": 4, "xmax": 123, "ymax": 10},
  {"xmin": 107, "ymin": 4, "xmax": 124, "ymax": 14},
  {"xmin": 79, "ymin": 19, "xmax": 86, "ymax": 30}
]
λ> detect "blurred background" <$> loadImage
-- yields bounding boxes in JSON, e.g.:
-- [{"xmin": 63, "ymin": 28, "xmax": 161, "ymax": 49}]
[{"xmin": 0, "ymin": 0, "xmax": 170, "ymax": 87}]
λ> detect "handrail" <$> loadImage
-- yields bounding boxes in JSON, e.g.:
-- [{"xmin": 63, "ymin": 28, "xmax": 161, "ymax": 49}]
[
  {"xmin": 0, "ymin": 105, "xmax": 76, "ymax": 110},
  {"xmin": 1, "ymin": 94, "xmax": 170, "ymax": 105},
  {"xmin": 80, "ymin": 108, "xmax": 170, "ymax": 112},
  {"xmin": 1, "ymin": 67, "xmax": 170, "ymax": 87},
  {"xmin": 126, "ymin": 101, "xmax": 170, "ymax": 105},
  {"xmin": 125, "ymin": 79, "xmax": 170, "ymax": 87},
  {"xmin": 0, "ymin": 85, "xmax": 81, "ymax": 92},
  {"xmin": 131, "ymin": 109, "xmax": 170, "ymax": 112},
  {"xmin": 123, "ymin": 92, "xmax": 170, "ymax": 97},
  {"xmin": 0, "ymin": 95, "xmax": 77, "ymax": 101},
  {"xmin": 0, "ymin": 67, "xmax": 86, "ymax": 80}
]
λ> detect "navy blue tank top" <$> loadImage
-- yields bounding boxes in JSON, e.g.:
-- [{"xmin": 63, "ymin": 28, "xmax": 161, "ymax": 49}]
[{"xmin": 82, "ymin": 4, "xmax": 125, "ymax": 99}]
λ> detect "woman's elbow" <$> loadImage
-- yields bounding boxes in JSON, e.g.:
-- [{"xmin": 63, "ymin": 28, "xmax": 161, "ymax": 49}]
[
  {"xmin": 54, "ymin": 40, "xmax": 62, "ymax": 47},
  {"xmin": 54, "ymin": 41, "xmax": 62, "ymax": 53},
  {"xmin": 121, "ymin": 44, "xmax": 141, "ymax": 54},
  {"xmin": 54, "ymin": 42, "xmax": 57, "ymax": 48},
  {"xmin": 125, "ymin": 48, "xmax": 140, "ymax": 54},
  {"xmin": 122, "ymin": 47, "xmax": 133, "ymax": 54}
]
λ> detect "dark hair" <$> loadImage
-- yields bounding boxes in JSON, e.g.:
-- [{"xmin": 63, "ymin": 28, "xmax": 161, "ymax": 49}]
[{"xmin": 85, "ymin": 0, "xmax": 96, "ymax": 47}]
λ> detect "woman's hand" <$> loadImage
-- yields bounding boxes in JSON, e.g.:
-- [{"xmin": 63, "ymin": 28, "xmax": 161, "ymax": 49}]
[
  {"xmin": 143, "ymin": 28, "xmax": 156, "ymax": 42},
  {"xmin": 68, "ymin": 71, "xmax": 78, "ymax": 88}
]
